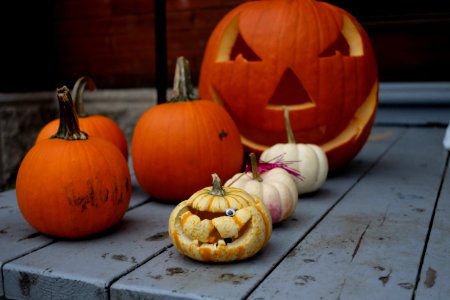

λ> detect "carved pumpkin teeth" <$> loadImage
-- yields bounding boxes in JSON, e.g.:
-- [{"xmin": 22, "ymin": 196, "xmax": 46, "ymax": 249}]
[
  {"xmin": 181, "ymin": 211, "xmax": 216, "ymax": 243},
  {"xmin": 181, "ymin": 207, "xmax": 254, "ymax": 244}
]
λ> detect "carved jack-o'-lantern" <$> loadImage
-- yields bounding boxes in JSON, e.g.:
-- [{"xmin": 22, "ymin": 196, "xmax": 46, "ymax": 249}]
[
  {"xmin": 168, "ymin": 174, "xmax": 272, "ymax": 262},
  {"xmin": 199, "ymin": 0, "xmax": 378, "ymax": 170}
]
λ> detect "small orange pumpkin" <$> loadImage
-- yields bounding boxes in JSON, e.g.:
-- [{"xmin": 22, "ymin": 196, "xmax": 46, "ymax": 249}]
[
  {"xmin": 132, "ymin": 57, "xmax": 244, "ymax": 201},
  {"xmin": 199, "ymin": 0, "xmax": 378, "ymax": 170},
  {"xmin": 36, "ymin": 76, "xmax": 129, "ymax": 159},
  {"xmin": 16, "ymin": 87, "xmax": 131, "ymax": 238},
  {"xmin": 168, "ymin": 173, "xmax": 272, "ymax": 262}
]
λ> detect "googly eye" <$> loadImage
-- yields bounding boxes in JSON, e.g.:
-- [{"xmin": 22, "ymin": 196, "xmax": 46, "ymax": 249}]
[{"xmin": 225, "ymin": 208, "xmax": 236, "ymax": 217}]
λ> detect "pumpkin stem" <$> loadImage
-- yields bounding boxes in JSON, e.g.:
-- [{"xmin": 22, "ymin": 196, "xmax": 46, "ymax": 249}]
[
  {"xmin": 72, "ymin": 76, "xmax": 96, "ymax": 117},
  {"xmin": 249, "ymin": 153, "xmax": 263, "ymax": 182},
  {"xmin": 52, "ymin": 86, "xmax": 88, "ymax": 141},
  {"xmin": 169, "ymin": 56, "xmax": 198, "ymax": 102},
  {"xmin": 210, "ymin": 173, "xmax": 226, "ymax": 196},
  {"xmin": 283, "ymin": 106, "xmax": 296, "ymax": 144}
]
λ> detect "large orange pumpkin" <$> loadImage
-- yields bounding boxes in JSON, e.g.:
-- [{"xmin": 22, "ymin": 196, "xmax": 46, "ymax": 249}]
[
  {"xmin": 16, "ymin": 87, "xmax": 131, "ymax": 238},
  {"xmin": 199, "ymin": 0, "xmax": 378, "ymax": 171},
  {"xmin": 35, "ymin": 76, "xmax": 129, "ymax": 159},
  {"xmin": 132, "ymin": 57, "xmax": 243, "ymax": 202}
]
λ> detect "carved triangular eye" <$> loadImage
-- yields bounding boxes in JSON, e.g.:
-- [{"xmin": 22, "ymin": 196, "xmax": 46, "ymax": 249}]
[
  {"xmin": 230, "ymin": 32, "xmax": 262, "ymax": 61},
  {"xmin": 319, "ymin": 33, "xmax": 350, "ymax": 57},
  {"xmin": 320, "ymin": 15, "xmax": 363, "ymax": 58},
  {"xmin": 268, "ymin": 68, "xmax": 313, "ymax": 107},
  {"xmin": 215, "ymin": 14, "xmax": 262, "ymax": 62}
]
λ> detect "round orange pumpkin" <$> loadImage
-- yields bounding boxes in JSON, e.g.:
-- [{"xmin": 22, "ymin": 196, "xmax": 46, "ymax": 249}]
[
  {"xmin": 132, "ymin": 57, "xmax": 244, "ymax": 202},
  {"xmin": 35, "ymin": 76, "xmax": 129, "ymax": 159},
  {"xmin": 199, "ymin": 0, "xmax": 378, "ymax": 171},
  {"xmin": 16, "ymin": 87, "xmax": 131, "ymax": 238}
]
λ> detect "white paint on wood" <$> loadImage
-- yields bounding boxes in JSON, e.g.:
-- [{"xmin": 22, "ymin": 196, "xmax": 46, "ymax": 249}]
[
  {"xmin": 415, "ymin": 156, "xmax": 450, "ymax": 299},
  {"xmin": 4, "ymin": 126, "xmax": 449, "ymax": 300},
  {"xmin": 0, "ymin": 189, "xmax": 52, "ymax": 298},
  {"xmin": 109, "ymin": 128, "xmax": 402, "ymax": 299},
  {"xmin": 3, "ymin": 201, "xmax": 173, "ymax": 300},
  {"xmin": 248, "ymin": 128, "xmax": 446, "ymax": 300}
]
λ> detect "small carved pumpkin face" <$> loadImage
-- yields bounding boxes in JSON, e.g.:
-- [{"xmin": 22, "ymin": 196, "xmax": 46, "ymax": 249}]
[
  {"xmin": 168, "ymin": 174, "xmax": 272, "ymax": 262},
  {"xmin": 199, "ymin": 0, "xmax": 379, "ymax": 170}
]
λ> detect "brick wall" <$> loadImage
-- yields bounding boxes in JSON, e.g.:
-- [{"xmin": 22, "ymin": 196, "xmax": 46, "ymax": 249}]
[
  {"xmin": 0, "ymin": 88, "xmax": 157, "ymax": 190},
  {"xmin": 0, "ymin": 0, "xmax": 245, "ymax": 92},
  {"xmin": 1, "ymin": 0, "xmax": 449, "ymax": 92}
]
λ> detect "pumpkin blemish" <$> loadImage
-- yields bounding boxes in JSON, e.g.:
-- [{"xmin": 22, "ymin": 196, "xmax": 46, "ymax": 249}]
[{"xmin": 218, "ymin": 129, "xmax": 228, "ymax": 140}]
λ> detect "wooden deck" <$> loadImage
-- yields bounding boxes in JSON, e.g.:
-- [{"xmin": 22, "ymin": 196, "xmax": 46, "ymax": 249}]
[{"xmin": 1, "ymin": 98, "xmax": 450, "ymax": 299}]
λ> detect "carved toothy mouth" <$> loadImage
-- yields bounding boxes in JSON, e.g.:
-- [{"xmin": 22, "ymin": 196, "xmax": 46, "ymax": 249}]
[
  {"xmin": 180, "ymin": 207, "xmax": 252, "ymax": 246},
  {"xmin": 240, "ymin": 81, "xmax": 378, "ymax": 153}
]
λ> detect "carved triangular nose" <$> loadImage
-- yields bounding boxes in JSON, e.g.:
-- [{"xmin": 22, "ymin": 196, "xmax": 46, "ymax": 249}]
[{"xmin": 268, "ymin": 68, "xmax": 313, "ymax": 106}]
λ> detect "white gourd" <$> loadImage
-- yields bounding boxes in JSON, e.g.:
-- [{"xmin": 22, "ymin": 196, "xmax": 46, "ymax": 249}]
[
  {"xmin": 260, "ymin": 107, "xmax": 328, "ymax": 194},
  {"xmin": 225, "ymin": 153, "xmax": 298, "ymax": 223}
]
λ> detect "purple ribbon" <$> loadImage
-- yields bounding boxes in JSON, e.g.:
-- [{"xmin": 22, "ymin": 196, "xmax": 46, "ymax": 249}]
[{"xmin": 245, "ymin": 153, "xmax": 304, "ymax": 180}]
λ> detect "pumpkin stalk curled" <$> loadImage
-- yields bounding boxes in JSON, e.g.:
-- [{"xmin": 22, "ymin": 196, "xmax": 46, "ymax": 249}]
[
  {"xmin": 210, "ymin": 173, "xmax": 226, "ymax": 196},
  {"xmin": 169, "ymin": 56, "xmax": 198, "ymax": 102},
  {"xmin": 72, "ymin": 76, "xmax": 96, "ymax": 117},
  {"xmin": 283, "ymin": 106, "xmax": 296, "ymax": 144},
  {"xmin": 52, "ymin": 86, "xmax": 88, "ymax": 141},
  {"xmin": 249, "ymin": 153, "xmax": 263, "ymax": 182}
]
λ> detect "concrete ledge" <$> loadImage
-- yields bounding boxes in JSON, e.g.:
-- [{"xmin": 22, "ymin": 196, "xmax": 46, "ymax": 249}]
[
  {"xmin": 0, "ymin": 88, "xmax": 158, "ymax": 190},
  {"xmin": 379, "ymin": 82, "xmax": 450, "ymax": 106},
  {"xmin": 2, "ymin": 82, "xmax": 449, "ymax": 190}
]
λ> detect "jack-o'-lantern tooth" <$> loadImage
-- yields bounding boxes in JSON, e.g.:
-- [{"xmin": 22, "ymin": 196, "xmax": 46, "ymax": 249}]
[
  {"xmin": 181, "ymin": 212, "xmax": 215, "ymax": 243},
  {"xmin": 212, "ymin": 216, "xmax": 240, "ymax": 239},
  {"xmin": 235, "ymin": 53, "xmax": 247, "ymax": 63},
  {"xmin": 235, "ymin": 207, "xmax": 252, "ymax": 225}
]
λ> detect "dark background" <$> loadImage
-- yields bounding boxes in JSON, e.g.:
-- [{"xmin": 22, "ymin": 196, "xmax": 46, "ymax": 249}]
[{"xmin": 0, "ymin": 0, "xmax": 449, "ymax": 92}]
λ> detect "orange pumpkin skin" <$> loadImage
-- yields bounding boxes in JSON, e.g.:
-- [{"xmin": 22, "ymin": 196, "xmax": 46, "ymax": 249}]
[
  {"xmin": 17, "ymin": 87, "xmax": 131, "ymax": 239},
  {"xmin": 199, "ymin": 0, "xmax": 378, "ymax": 171},
  {"xmin": 131, "ymin": 100, "xmax": 244, "ymax": 201},
  {"xmin": 16, "ymin": 138, "xmax": 131, "ymax": 238},
  {"xmin": 36, "ymin": 115, "xmax": 129, "ymax": 159}
]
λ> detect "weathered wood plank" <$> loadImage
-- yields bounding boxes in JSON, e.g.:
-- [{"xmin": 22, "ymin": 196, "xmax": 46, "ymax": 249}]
[
  {"xmin": 109, "ymin": 127, "xmax": 402, "ymax": 299},
  {"xmin": 2, "ymin": 200, "xmax": 173, "ymax": 300},
  {"xmin": 0, "ymin": 169, "xmax": 148, "ymax": 298},
  {"xmin": 248, "ymin": 127, "xmax": 446, "ymax": 300},
  {"xmin": 0, "ymin": 190, "xmax": 53, "ymax": 298},
  {"xmin": 129, "ymin": 164, "xmax": 151, "ymax": 209},
  {"xmin": 415, "ymin": 154, "xmax": 450, "ymax": 299}
]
